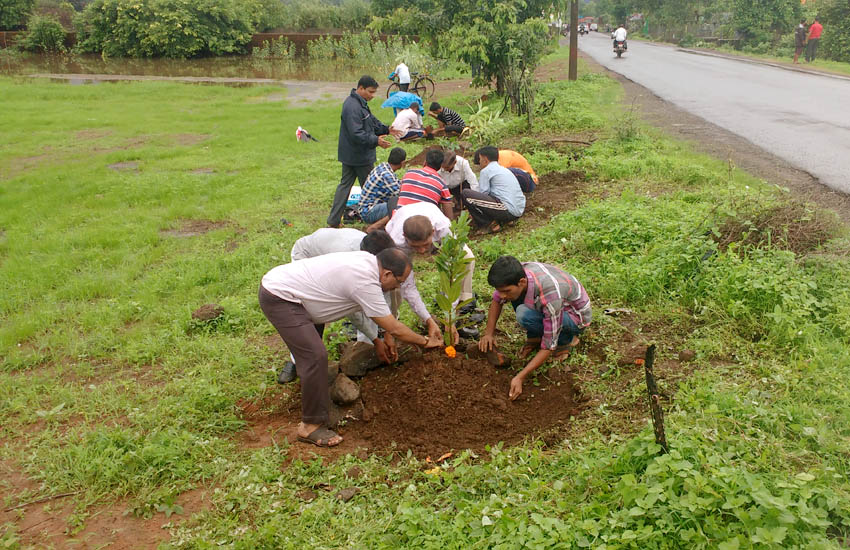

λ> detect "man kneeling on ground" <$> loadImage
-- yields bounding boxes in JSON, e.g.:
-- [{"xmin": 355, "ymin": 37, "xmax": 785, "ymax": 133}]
[
  {"xmin": 479, "ymin": 255, "xmax": 592, "ymax": 401},
  {"xmin": 427, "ymin": 102, "xmax": 466, "ymax": 137},
  {"xmin": 464, "ymin": 146, "xmax": 526, "ymax": 232},
  {"xmin": 496, "ymin": 148, "xmax": 538, "ymax": 192},
  {"xmin": 391, "ymin": 105, "xmax": 425, "ymax": 141},
  {"xmin": 259, "ymin": 248, "xmax": 441, "ymax": 447}
]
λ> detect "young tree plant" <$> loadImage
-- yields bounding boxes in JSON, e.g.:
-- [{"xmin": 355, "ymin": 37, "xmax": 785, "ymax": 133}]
[{"xmin": 433, "ymin": 211, "xmax": 474, "ymax": 355}]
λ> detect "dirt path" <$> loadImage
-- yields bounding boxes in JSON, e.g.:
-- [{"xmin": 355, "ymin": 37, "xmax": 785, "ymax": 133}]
[{"xmin": 580, "ymin": 51, "xmax": 850, "ymax": 224}]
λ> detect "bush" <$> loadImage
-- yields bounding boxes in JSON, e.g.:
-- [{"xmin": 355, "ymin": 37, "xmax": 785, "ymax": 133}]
[
  {"xmin": 0, "ymin": 0, "xmax": 35, "ymax": 29},
  {"xmin": 74, "ymin": 0, "xmax": 261, "ymax": 58},
  {"xmin": 820, "ymin": 0, "xmax": 850, "ymax": 63},
  {"xmin": 21, "ymin": 13, "xmax": 66, "ymax": 52}
]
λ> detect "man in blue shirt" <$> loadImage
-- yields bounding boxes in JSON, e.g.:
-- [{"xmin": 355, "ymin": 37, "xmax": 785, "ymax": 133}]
[
  {"xmin": 462, "ymin": 146, "xmax": 526, "ymax": 232},
  {"xmin": 356, "ymin": 147, "xmax": 407, "ymax": 227}
]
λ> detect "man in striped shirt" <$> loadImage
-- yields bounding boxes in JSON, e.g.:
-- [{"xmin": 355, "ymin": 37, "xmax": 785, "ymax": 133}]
[
  {"xmin": 397, "ymin": 149, "xmax": 454, "ymax": 219},
  {"xmin": 479, "ymin": 256, "xmax": 592, "ymax": 401},
  {"xmin": 428, "ymin": 102, "xmax": 466, "ymax": 137}
]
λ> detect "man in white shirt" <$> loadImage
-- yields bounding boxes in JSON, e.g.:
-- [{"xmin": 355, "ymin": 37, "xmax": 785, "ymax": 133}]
[
  {"xmin": 390, "ymin": 61, "xmax": 411, "ymax": 92},
  {"xmin": 438, "ymin": 152, "xmax": 479, "ymax": 210},
  {"xmin": 282, "ymin": 228, "xmax": 399, "ymax": 384},
  {"xmin": 384, "ymin": 202, "xmax": 476, "ymax": 343},
  {"xmin": 259, "ymin": 248, "xmax": 440, "ymax": 447},
  {"xmin": 613, "ymin": 24, "xmax": 627, "ymax": 50},
  {"xmin": 390, "ymin": 105, "xmax": 425, "ymax": 140}
]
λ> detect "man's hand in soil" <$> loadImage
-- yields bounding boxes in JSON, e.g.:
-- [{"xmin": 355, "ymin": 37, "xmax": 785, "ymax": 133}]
[
  {"xmin": 424, "ymin": 333, "xmax": 443, "ymax": 349},
  {"xmin": 377, "ymin": 135, "xmax": 392, "ymax": 149},
  {"xmin": 373, "ymin": 337, "xmax": 391, "ymax": 364},
  {"xmin": 426, "ymin": 317, "xmax": 443, "ymax": 344},
  {"xmin": 383, "ymin": 333, "xmax": 398, "ymax": 362},
  {"xmin": 478, "ymin": 333, "xmax": 496, "ymax": 352},
  {"xmin": 509, "ymin": 375, "xmax": 524, "ymax": 401}
]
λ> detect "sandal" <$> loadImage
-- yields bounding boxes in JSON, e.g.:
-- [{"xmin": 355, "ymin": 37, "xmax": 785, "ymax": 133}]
[
  {"xmin": 297, "ymin": 427, "xmax": 342, "ymax": 447},
  {"xmin": 518, "ymin": 338, "xmax": 542, "ymax": 359},
  {"xmin": 553, "ymin": 336, "xmax": 580, "ymax": 360}
]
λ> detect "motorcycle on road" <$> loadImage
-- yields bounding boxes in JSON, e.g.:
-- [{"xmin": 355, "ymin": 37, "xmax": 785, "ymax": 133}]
[{"xmin": 614, "ymin": 40, "xmax": 626, "ymax": 58}]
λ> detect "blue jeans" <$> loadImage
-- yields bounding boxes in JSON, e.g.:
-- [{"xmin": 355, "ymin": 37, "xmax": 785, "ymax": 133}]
[
  {"xmin": 514, "ymin": 304, "xmax": 581, "ymax": 347},
  {"xmin": 360, "ymin": 202, "xmax": 389, "ymax": 223}
]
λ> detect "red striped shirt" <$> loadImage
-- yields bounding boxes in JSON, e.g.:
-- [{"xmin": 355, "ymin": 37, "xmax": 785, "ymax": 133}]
[{"xmin": 397, "ymin": 167, "xmax": 452, "ymax": 208}]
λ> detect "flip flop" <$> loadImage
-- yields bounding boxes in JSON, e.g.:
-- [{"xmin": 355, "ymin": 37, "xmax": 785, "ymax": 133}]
[
  {"xmin": 297, "ymin": 427, "xmax": 342, "ymax": 447},
  {"xmin": 553, "ymin": 337, "xmax": 580, "ymax": 360}
]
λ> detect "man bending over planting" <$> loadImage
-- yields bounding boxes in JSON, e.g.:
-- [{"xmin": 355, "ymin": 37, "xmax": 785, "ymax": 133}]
[
  {"xmin": 259, "ymin": 248, "xmax": 441, "ymax": 447},
  {"xmin": 479, "ymin": 256, "xmax": 592, "ymax": 401},
  {"xmin": 385, "ymin": 202, "xmax": 476, "ymax": 344}
]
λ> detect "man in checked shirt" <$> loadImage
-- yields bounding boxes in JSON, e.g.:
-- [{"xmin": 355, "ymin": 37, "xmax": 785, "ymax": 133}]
[{"xmin": 479, "ymin": 255, "xmax": 592, "ymax": 401}]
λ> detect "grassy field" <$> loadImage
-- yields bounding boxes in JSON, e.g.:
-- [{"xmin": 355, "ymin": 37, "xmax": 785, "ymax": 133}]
[{"xmin": 2, "ymin": 48, "xmax": 850, "ymax": 549}]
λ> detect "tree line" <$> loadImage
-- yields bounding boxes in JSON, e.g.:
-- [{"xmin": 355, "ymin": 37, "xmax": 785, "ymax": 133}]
[{"xmin": 584, "ymin": 0, "xmax": 850, "ymax": 63}]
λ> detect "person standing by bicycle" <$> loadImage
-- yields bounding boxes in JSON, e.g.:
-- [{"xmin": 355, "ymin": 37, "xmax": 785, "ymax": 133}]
[{"xmin": 389, "ymin": 61, "xmax": 411, "ymax": 92}]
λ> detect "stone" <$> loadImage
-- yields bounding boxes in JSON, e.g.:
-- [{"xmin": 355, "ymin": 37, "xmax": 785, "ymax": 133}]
[
  {"xmin": 486, "ymin": 350, "xmax": 510, "ymax": 368},
  {"xmin": 396, "ymin": 343, "xmax": 423, "ymax": 363},
  {"xmin": 191, "ymin": 303, "xmax": 224, "ymax": 321},
  {"xmin": 327, "ymin": 361, "xmax": 340, "ymax": 386},
  {"xmin": 330, "ymin": 374, "xmax": 360, "ymax": 405},
  {"xmin": 327, "ymin": 402, "xmax": 344, "ymax": 428},
  {"xmin": 346, "ymin": 466, "xmax": 363, "ymax": 479},
  {"xmin": 296, "ymin": 489, "xmax": 317, "ymax": 502},
  {"xmin": 336, "ymin": 487, "xmax": 359, "ymax": 502},
  {"xmin": 339, "ymin": 341, "xmax": 381, "ymax": 377},
  {"xmin": 678, "ymin": 349, "xmax": 696, "ymax": 362}
]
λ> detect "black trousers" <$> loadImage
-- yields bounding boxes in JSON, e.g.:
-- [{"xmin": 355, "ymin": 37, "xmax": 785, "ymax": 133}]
[
  {"xmin": 461, "ymin": 189, "xmax": 519, "ymax": 227},
  {"xmin": 399, "ymin": 82, "xmax": 410, "ymax": 92},
  {"xmin": 327, "ymin": 163, "xmax": 372, "ymax": 227},
  {"xmin": 805, "ymin": 39, "xmax": 819, "ymax": 62}
]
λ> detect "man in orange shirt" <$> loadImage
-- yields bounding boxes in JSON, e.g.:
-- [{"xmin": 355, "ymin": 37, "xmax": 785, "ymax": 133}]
[
  {"xmin": 805, "ymin": 17, "xmax": 823, "ymax": 63},
  {"xmin": 496, "ymin": 149, "xmax": 538, "ymax": 192}
]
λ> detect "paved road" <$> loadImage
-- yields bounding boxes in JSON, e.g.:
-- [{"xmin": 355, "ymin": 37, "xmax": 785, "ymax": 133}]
[{"xmin": 578, "ymin": 32, "xmax": 850, "ymax": 194}]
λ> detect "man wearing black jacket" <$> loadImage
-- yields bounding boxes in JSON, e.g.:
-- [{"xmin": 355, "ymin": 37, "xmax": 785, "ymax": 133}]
[{"xmin": 328, "ymin": 76, "xmax": 401, "ymax": 228}]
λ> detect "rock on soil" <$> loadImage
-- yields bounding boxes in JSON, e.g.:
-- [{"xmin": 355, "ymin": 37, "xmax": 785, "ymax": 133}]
[
  {"xmin": 336, "ymin": 487, "xmax": 359, "ymax": 502},
  {"xmin": 330, "ymin": 373, "xmax": 360, "ymax": 405},
  {"xmin": 191, "ymin": 303, "xmax": 224, "ymax": 321},
  {"xmin": 678, "ymin": 349, "xmax": 696, "ymax": 362},
  {"xmin": 327, "ymin": 361, "xmax": 340, "ymax": 385},
  {"xmin": 339, "ymin": 342, "xmax": 381, "ymax": 377}
]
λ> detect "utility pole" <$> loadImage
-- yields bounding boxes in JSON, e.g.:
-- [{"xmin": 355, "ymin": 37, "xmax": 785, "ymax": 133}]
[{"xmin": 569, "ymin": 0, "xmax": 578, "ymax": 81}]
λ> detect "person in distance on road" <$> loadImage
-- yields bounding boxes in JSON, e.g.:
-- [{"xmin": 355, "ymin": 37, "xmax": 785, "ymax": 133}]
[
  {"xmin": 613, "ymin": 23, "xmax": 628, "ymax": 50},
  {"xmin": 805, "ymin": 16, "xmax": 823, "ymax": 63},
  {"xmin": 479, "ymin": 256, "xmax": 592, "ymax": 401},
  {"xmin": 794, "ymin": 18, "xmax": 807, "ymax": 64}
]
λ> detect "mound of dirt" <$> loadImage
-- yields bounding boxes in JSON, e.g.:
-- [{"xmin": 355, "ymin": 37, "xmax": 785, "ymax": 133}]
[
  {"xmin": 507, "ymin": 169, "xmax": 586, "ymax": 231},
  {"xmin": 714, "ymin": 200, "xmax": 839, "ymax": 255},
  {"xmin": 246, "ymin": 350, "xmax": 582, "ymax": 459}
]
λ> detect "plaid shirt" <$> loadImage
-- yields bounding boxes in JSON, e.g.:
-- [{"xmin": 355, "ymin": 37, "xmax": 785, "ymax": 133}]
[
  {"xmin": 357, "ymin": 162, "xmax": 400, "ymax": 215},
  {"xmin": 493, "ymin": 262, "xmax": 592, "ymax": 351}
]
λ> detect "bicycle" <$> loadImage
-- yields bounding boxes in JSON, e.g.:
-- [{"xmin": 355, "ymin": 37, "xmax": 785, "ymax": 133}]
[{"xmin": 386, "ymin": 71, "xmax": 436, "ymax": 100}]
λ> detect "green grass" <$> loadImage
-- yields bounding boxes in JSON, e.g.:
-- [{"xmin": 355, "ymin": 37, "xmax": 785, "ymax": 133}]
[{"xmin": 2, "ymin": 45, "xmax": 850, "ymax": 548}]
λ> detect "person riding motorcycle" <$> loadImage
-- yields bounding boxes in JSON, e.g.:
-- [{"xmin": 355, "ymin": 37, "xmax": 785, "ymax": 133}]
[{"xmin": 613, "ymin": 23, "xmax": 628, "ymax": 50}]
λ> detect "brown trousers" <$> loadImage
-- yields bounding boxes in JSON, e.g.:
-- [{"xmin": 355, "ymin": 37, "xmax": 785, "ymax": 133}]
[{"xmin": 258, "ymin": 285, "xmax": 328, "ymax": 425}]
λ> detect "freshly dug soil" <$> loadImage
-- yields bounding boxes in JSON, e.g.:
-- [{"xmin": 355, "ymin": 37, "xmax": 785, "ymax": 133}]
[{"xmin": 354, "ymin": 352, "xmax": 580, "ymax": 458}]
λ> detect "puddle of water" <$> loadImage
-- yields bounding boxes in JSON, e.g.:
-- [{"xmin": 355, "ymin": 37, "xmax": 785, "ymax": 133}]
[{"xmin": 0, "ymin": 52, "xmax": 383, "ymax": 82}]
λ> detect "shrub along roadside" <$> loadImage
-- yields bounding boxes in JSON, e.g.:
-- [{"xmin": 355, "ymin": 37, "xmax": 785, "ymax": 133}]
[
  {"xmin": 19, "ymin": 13, "xmax": 66, "ymax": 52},
  {"xmin": 74, "ymin": 0, "xmax": 261, "ymax": 58}
]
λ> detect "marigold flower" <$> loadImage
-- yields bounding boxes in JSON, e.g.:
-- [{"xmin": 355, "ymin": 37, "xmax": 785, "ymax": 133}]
[{"xmin": 445, "ymin": 346, "xmax": 456, "ymax": 358}]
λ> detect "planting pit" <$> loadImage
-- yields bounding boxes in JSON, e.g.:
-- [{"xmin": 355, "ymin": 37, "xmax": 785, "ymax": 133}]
[{"xmin": 243, "ymin": 350, "xmax": 582, "ymax": 459}]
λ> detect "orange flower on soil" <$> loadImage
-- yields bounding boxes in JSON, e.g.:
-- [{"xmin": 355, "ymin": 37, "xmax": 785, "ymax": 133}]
[
  {"xmin": 634, "ymin": 358, "xmax": 645, "ymax": 366},
  {"xmin": 445, "ymin": 346, "xmax": 457, "ymax": 358}
]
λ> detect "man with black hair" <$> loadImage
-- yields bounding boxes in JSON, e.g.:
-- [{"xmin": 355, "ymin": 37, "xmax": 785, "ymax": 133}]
[
  {"xmin": 463, "ymin": 147, "xmax": 525, "ymax": 232},
  {"xmin": 794, "ymin": 18, "xmax": 807, "ymax": 64},
  {"xmin": 328, "ymin": 76, "xmax": 401, "ymax": 228},
  {"xmin": 479, "ymin": 255, "xmax": 591, "ymax": 401},
  {"xmin": 385, "ymin": 202, "xmax": 476, "ymax": 344},
  {"xmin": 397, "ymin": 149, "xmax": 454, "ymax": 219},
  {"xmin": 805, "ymin": 16, "xmax": 822, "ymax": 63},
  {"xmin": 427, "ymin": 102, "xmax": 466, "ymax": 137},
  {"xmin": 260, "ymin": 248, "xmax": 441, "ymax": 447},
  {"xmin": 357, "ymin": 147, "xmax": 406, "ymax": 229},
  {"xmin": 438, "ymin": 151, "xmax": 479, "ymax": 208},
  {"xmin": 283, "ymin": 227, "xmax": 399, "ymax": 383}
]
